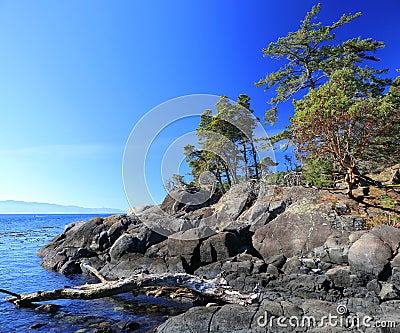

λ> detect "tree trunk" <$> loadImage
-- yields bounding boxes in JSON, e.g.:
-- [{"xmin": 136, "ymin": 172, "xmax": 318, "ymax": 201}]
[
  {"xmin": 250, "ymin": 141, "xmax": 259, "ymax": 180},
  {"xmin": 242, "ymin": 143, "xmax": 249, "ymax": 180},
  {"xmin": 345, "ymin": 166, "xmax": 359, "ymax": 198}
]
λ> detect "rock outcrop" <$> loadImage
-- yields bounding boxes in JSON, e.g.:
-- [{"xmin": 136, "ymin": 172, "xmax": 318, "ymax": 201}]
[{"xmin": 38, "ymin": 181, "xmax": 400, "ymax": 332}]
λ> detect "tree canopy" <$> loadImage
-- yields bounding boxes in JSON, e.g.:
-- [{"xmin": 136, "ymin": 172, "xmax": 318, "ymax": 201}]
[
  {"xmin": 178, "ymin": 4, "xmax": 399, "ymax": 197},
  {"xmin": 256, "ymin": 3, "xmax": 390, "ymax": 125},
  {"xmin": 183, "ymin": 95, "xmax": 263, "ymax": 192},
  {"xmin": 292, "ymin": 68, "xmax": 399, "ymax": 196}
]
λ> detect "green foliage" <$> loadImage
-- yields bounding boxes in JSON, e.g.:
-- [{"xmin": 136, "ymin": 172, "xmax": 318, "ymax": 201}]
[
  {"xmin": 293, "ymin": 68, "xmax": 396, "ymax": 163},
  {"xmin": 301, "ymin": 156, "xmax": 340, "ymax": 187},
  {"xmin": 292, "ymin": 68, "xmax": 399, "ymax": 195},
  {"xmin": 256, "ymin": 3, "xmax": 390, "ymax": 127},
  {"xmin": 184, "ymin": 95, "xmax": 262, "ymax": 191},
  {"xmin": 379, "ymin": 195, "xmax": 397, "ymax": 210},
  {"xmin": 262, "ymin": 171, "xmax": 287, "ymax": 186},
  {"xmin": 360, "ymin": 76, "xmax": 400, "ymax": 172}
]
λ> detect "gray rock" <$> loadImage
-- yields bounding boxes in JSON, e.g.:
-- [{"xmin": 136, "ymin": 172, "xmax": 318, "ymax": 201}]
[
  {"xmin": 155, "ymin": 305, "xmax": 219, "ymax": 333},
  {"xmin": 266, "ymin": 264, "xmax": 279, "ymax": 278},
  {"xmin": 265, "ymin": 254, "xmax": 286, "ymax": 268},
  {"xmin": 194, "ymin": 261, "xmax": 224, "ymax": 279},
  {"xmin": 160, "ymin": 188, "xmax": 217, "ymax": 215},
  {"xmin": 321, "ymin": 246, "xmax": 349, "ymax": 265},
  {"xmin": 59, "ymin": 260, "xmax": 81, "ymax": 275},
  {"xmin": 167, "ymin": 226, "xmax": 213, "ymax": 256},
  {"xmin": 348, "ymin": 233, "xmax": 392, "ymax": 279},
  {"xmin": 127, "ymin": 205, "xmax": 152, "ymax": 216},
  {"xmin": 136, "ymin": 206, "xmax": 195, "ymax": 236},
  {"xmin": 334, "ymin": 201, "xmax": 350, "ymax": 214},
  {"xmin": 282, "ymin": 257, "xmax": 302, "ymax": 275},
  {"xmin": 213, "ymin": 183, "xmax": 251, "ymax": 223},
  {"xmin": 34, "ymin": 304, "xmax": 61, "ymax": 313},
  {"xmin": 38, "ymin": 215, "xmax": 138, "ymax": 271},
  {"xmin": 109, "ymin": 234, "xmax": 137, "ymax": 261},
  {"xmin": 369, "ymin": 225, "xmax": 400, "ymax": 253},
  {"xmin": 199, "ymin": 232, "xmax": 242, "ymax": 264},
  {"xmin": 99, "ymin": 253, "xmax": 170, "ymax": 279},
  {"xmin": 366, "ymin": 279, "xmax": 382, "ymax": 295},
  {"xmin": 253, "ymin": 202, "xmax": 335, "ymax": 260},
  {"xmin": 391, "ymin": 272, "xmax": 400, "ymax": 290},
  {"xmin": 392, "ymin": 253, "xmax": 400, "ymax": 274},
  {"xmin": 209, "ymin": 304, "xmax": 256, "ymax": 332},
  {"xmin": 326, "ymin": 266, "xmax": 351, "ymax": 288},
  {"xmin": 379, "ymin": 283, "xmax": 399, "ymax": 301},
  {"xmin": 348, "ymin": 230, "xmax": 367, "ymax": 244}
]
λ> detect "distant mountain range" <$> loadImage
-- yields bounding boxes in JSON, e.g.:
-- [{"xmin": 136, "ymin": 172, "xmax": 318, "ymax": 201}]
[{"xmin": 0, "ymin": 200, "xmax": 125, "ymax": 214}]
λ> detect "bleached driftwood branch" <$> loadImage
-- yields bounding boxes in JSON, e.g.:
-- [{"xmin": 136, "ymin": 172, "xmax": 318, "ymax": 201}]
[{"xmin": 0, "ymin": 264, "xmax": 258, "ymax": 308}]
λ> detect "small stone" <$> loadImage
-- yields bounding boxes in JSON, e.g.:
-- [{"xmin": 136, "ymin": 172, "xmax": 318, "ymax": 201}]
[
  {"xmin": 379, "ymin": 283, "xmax": 399, "ymax": 301},
  {"xmin": 266, "ymin": 264, "xmax": 279, "ymax": 278},
  {"xmin": 282, "ymin": 257, "xmax": 302, "ymax": 275},
  {"xmin": 29, "ymin": 323, "xmax": 47, "ymax": 330},
  {"xmin": 366, "ymin": 279, "xmax": 381, "ymax": 295},
  {"xmin": 264, "ymin": 254, "xmax": 286, "ymax": 268},
  {"xmin": 334, "ymin": 201, "xmax": 350, "ymax": 214},
  {"xmin": 34, "ymin": 304, "xmax": 61, "ymax": 313}
]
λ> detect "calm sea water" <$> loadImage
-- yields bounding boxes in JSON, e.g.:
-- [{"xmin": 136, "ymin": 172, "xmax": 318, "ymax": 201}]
[{"xmin": 0, "ymin": 214, "xmax": 188, "ymax": 333}]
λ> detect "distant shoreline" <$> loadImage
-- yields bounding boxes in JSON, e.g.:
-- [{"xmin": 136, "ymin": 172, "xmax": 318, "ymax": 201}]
[
  {"xmin": 0, "ymin": 212, "xmax": 120, "ymax": 215},
  {"xmin": 0, "ymin": 200, "xmax": 125, "ymax": 215}
]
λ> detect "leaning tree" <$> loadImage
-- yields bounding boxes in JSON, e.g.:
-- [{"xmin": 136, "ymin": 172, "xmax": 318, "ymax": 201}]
[{"xmin": 292, "ymin": 68, "xmax": 399, "ymax": 197}]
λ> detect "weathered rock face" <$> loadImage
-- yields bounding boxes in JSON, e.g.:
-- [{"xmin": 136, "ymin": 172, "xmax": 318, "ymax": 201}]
[
  {"xmin": 135, "ymin": 206, "xmax": 195, "ymax": 236},
  {"xmin": 157, "ymin": 294, "xmax": 400, "ymax": 333},
  {"xmin": 348, "ymin": 226, "xmax": 400, "ymax": 279},
  {"xmin": 199, "ymin": 232, "xmax": 242, "ymax": 264},
  {"xmin": 160, "ymin": 188, "xmax": 219, "ymax": 215},
  {"xmin": 252, "ymin": 201, "xmax": 337, "ymax": 260},
  {"xmin": 212, "ymin": 183, "xmax": 252, "ymax": 224}
]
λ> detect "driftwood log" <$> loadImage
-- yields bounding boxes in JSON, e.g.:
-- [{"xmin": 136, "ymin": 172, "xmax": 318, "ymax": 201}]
[{"xmin": 0, "ymin": 264, "xmax": 259, "ymax": 308}]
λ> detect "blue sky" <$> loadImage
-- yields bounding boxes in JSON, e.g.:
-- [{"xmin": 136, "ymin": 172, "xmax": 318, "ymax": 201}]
[{"xmin": 0, "ymin": 1, "xmax": 399, "ymax": 210}]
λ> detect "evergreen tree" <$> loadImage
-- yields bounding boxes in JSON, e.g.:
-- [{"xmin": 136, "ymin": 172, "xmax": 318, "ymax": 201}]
[{"xmin": 256, "ymin": 3, "xmax": 390, "ymax": 128}]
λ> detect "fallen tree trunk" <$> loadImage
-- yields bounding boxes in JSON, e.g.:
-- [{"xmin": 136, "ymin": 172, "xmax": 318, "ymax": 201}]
[{"xmin": 1, "ymin": 264, "xmax": 259, "ymax": 308}]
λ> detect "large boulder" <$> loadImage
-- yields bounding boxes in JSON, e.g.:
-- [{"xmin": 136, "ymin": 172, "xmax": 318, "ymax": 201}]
[
  {"xmin": 167, "ymin": 226, "xmax": 214, "ymax": 256},
  {"xmin": 199, "ymin": 232, "xmax": 242, "ymax": 264},
  {"xmin": 135, "ymin": 206, "xmax": 195, "ymax": 236},
  {"xmin": 348, "ymin": 232, "xmax": 393, "ymax": 279},
  {"xmin": 160, "ymin": 188, "xmax": 219, "ymax": 215},
  {"xmin": 156, "ymin": 306, "xmax": 219, "ymax": 333},
  {"xmin": 212, "ymin": 183, "xmax": 252, "ymax": 224},
  {"xmin": 368, "ymin": 225, "xmax": 400, "ymax": 253},
  {"xmin": 252, "ymin": 201, "xmax": 337, "ymax": 260}
]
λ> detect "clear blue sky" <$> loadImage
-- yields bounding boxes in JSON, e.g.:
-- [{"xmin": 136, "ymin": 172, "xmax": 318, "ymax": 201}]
[{"xmin": 0, "ymin": 1, "xmax": 399, "ymax": 210}]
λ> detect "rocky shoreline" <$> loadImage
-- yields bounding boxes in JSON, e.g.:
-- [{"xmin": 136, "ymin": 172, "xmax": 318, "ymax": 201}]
[{"xmin": 38, "ymin": 181, "xmax": 400, "ymax": 332}]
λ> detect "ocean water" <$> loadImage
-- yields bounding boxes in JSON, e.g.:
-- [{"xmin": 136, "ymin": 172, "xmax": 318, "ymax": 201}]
[{"xmin": 0, "ymin": 214, "xmax": 188, "ymax": 333}]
